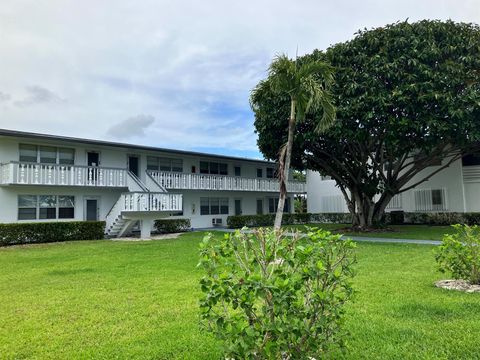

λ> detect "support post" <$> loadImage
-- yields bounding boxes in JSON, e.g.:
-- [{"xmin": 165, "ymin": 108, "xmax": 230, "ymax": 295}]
[{"xmin": 140, "ymin": 219, "xmax": 153, "ymax": 239}]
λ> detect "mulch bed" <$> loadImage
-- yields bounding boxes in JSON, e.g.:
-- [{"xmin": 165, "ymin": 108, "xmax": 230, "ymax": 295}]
[{"xmin": 435, "ymin": 279, "xmax": 480, "ymax": 293}]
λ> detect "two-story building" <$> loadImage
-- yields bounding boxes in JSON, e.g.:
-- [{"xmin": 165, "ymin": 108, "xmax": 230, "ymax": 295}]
[
  {"xmin": 307, "ymin": 154, "xmax": 480, "ymax": 214},
  {"xmin": 0, "ymin": 129, "xmax": 306, "ymax": 237}
]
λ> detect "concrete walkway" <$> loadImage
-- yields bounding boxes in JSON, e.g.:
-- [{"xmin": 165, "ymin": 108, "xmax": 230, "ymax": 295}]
[{"xmin": 197, "ymin": 227, "xmax": 441, "ymax": 246}]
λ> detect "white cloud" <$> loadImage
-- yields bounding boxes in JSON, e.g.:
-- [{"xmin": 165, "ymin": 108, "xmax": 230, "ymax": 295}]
[
  {"xmin": 0, "ymin": 92, "xmax": 11, "ymax": 102},
  {"xmin": 14, "ymin": 86, "xmax": 65, "ymax": 107},
  {"xmin": 107, "ymin": 114, "xmax": 155, "ymax": 139},
  {"xmin": 0, "ymin": 0, "xmax": 478, "ymax": 157}
]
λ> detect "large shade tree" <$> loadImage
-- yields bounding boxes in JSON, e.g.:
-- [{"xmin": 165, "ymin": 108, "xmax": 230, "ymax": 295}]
[
  {"xmin": 251, "ymin": 55, "xmax": 335, "ymax": 230},
  {"xmin": 252, "ymin": 20, "xmax": 480, "ymax": 229}
]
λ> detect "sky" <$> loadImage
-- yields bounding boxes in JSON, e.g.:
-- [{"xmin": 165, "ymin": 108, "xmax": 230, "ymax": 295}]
[{"xmin": 0, "ymin": 1, "xmax": 479, "ymax": 159}]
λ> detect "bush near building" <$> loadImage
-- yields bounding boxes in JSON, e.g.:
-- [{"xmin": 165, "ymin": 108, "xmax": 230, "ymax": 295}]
[{"xmin": 0, "ymin": 221, "xmax": 105, "ymax": 246}]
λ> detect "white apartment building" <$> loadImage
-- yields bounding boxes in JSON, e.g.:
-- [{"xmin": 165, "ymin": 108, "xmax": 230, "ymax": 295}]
[
  {"xmin": 0, "ymin": 129, "xmax": 305, "ymax": 237},
  {"xmin": 307, "ymin": 155, "xmax": 480, "ymax": 214}
]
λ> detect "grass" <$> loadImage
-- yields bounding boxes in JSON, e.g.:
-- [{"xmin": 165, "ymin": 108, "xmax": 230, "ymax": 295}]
[
  {"xmin": 287, "ymin": 223, "xmax": 452, "ymax": 240},
  {"xmin": 1, "ymin": 233, "xmax": 479, "ymax": 359}
]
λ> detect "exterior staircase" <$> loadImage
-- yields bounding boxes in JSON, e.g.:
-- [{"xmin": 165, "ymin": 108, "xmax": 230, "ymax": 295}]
[{"xmin": 105, "ymin": 171, "xmax": 182, "ymax": 238}]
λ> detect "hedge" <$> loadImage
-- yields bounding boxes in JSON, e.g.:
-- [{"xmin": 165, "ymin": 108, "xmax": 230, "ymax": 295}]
[
  {"xmin": 227, "ymin": 212, "xmax": 480, "ymax": 229},
  {"xmin": 154, "ymin": 218, "xmax": 191, "ymax": 234},
  {"xmin": 227, "ymin": 213, "xmax": 352, "ymax": 229},
  {"xmin": 400, "ymin": 212, "xmax": 480, "ymax": 226},
  {"xmin": 0, "ymin": 221, "xmax": 105, "ymax": 246}
]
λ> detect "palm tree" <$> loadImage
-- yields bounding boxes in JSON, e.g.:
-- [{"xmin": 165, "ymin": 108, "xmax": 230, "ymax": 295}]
[{"xmin": 251, "ymin": 54, "xmax": 336, "ymax": 230}]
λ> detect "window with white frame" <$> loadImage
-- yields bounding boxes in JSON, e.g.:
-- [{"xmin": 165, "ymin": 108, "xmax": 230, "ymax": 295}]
[
  {"xmin": 19, "ymin": 144, "xmax": 75, "ymax": 165},
  {"xmin": 200, "ymin": 197, "xmax": 229, "ymax": 215},
  {"xmin": 18, "ymin": 195, "xmax": 75, "ymax": 220},
  {"xmin": 199, "ymin": 161, "xmax": 228, "ymax": 175},
  {"xmin": 147, "ymin": 156, "xmax": 183, "ymax": 172},
  {"xmin": 413, "ymin": 189, "xmax": 447, "ymax": 211}
]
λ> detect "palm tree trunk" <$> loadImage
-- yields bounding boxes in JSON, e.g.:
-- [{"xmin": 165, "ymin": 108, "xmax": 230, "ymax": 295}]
[{"xmin": 274, "ymin": 99, "xmax": 296, "ymax": 230}]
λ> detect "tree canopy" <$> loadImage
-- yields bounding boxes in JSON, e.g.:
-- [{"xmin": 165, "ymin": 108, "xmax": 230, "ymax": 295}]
[{"xmin": 252, "ymin": 20, "xmax": 480, "ymax": 228}]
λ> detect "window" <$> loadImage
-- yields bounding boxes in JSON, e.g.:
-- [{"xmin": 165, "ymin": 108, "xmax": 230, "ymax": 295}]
[
  {"xmin": 414, "ymin": 189, "xmax": 446, "ymax": 211},
  {"xmin": 321, "ymin": 175, "xmax": 332, "ymax": 181},
  {"xmin": 200, "ymin": 161, "xmax": 209, "ymax": 174},
  {"xmin": 210, "ymin": 198, "xmax": 220, "ymax": 215},
  {"xmin": 39, "ymin": 195, "xmax": 56, "ymax": 219},
  {"xmin": 432, "ymin": 189, "xmax": 443, "ymax": 206},
  {"xmin": 268, "ymin": 197, "xmax": 290, "ymax": 213},
  {"xmin": 256, "ymin": 199, "xmax": 264, "ymax": 215},
  {"xmin": 257, "ymin": 168, "xmax": 263, "ymax": 178},
  {"xmin": 59, "ymin": 148, "xmax": 75, "ymax": 165},
  {"xmin": 19, "ymin": 144, "xmax": 38, "ymax": 162},
  {"xmin": 234, "ymin": 166, "xmax": 241, "ymax": 176},
  {"xmin": 219, "ymin": 163, "xmax": 228, "ymax": 175},
  {"xmin": 200, "ymin": 161, "xmax": 228, "ymax": 175},
  {"xmin": 159, "ymin": 158, "xmax": 172, "ymax": 171},
  {"xmin": 18, "ymin": 195, "xmax": 75, "ymax": 220},
  {"xmin": 200, "ymin": 197, "xmax": 229, "ymax": 215},
  {"xmin": 200, "ymin": 198, "xmax": 210, "ymax": 215},
  {"xmin": 19, "ymin": 144, "xmax": 75, "ymax": 165},
  {"xmin": 39, "ymin": 146, "xmax": 57, "ymax": 164},
  {"xmin": 171, "ymin": 159, "xmax": 183, "ymax": 172},
  {"xmin": 147, "ymin": 156, "xmax": 159, "ymax": 170},
  {"xmin": 266, "ymin": 167, "xmax": 275, "ymax": 179},
  {"xmin": 58, "ymin": 196, "xmax": 75, "ymax": 218},
  {"xmin": 220, "ymin": 198, "xmax": 229, "ymax": 214},
  {"xmin": 18, "ymin": 195, "xmax": 37, "ymax": 220},
  {"xmin": 147, "ymin": 156, "xmax": 183, "ymax": 172}
]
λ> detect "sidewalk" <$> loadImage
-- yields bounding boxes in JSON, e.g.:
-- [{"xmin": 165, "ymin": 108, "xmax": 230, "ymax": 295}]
[{"xmin": 197, "ymin": 227, "xmax": 441, "ymax": 246}]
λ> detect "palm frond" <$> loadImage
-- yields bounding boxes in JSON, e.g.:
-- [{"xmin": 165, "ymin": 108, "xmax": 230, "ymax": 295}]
[{"xmin": 268, "ymin": 54, "xmax": 297, "ymax": 96}]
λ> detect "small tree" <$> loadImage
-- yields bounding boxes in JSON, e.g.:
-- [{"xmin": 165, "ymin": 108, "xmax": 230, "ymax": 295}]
[
  {"xmin": 198, "ymin": 228, "xmax": 356, "ymax": 359},
  {"xmin": 251, "ymin": 55, "xmax": 335, "ymax": 230},
  {"xmin": 435, "ymin": 224, "xmax": 480, "ymax": 285}
]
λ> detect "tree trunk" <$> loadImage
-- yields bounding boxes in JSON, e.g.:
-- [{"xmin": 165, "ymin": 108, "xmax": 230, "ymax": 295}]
[
  {"xmin": 274, "ymin": 99, "xmax": 296, "ymax": 230},
  {"xmin": 349, "ymin": 190, "xmax": 393, "ymax": 230}
]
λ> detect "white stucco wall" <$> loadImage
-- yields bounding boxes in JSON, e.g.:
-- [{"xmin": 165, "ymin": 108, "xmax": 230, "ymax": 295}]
[{"xmin": 307, "ymin": 158, "xmax": 472, "ymax": 213}]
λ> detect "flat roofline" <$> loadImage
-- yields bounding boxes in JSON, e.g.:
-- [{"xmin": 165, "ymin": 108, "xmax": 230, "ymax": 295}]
[{"xmin": 0, "ymin": 128, "xmax": 276, "ymax": 165}]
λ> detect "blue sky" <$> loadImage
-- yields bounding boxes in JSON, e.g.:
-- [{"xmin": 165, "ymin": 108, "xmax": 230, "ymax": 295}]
[{"xmin": 0, "ymin": 0, "xmax": 478, "ymax": 159}]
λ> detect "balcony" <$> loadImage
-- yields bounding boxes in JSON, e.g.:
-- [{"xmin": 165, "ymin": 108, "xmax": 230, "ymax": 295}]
[
  {"xmin": 147, "ymin": 170, "xmax": 306, "ymax": 193},
  {"xmin": 122, "ymin": 192, "xmax": 183, "ymax": 212},
  {"xmin": 0, "ymin": 162, "xmax": 127, "ymax": 187}
]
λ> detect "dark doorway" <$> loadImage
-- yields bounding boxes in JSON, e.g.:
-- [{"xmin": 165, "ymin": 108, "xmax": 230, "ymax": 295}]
[
  {"xmin": 87, "ymin": 152, "xmax": 99, "ymax": 166},
  {"xmin": 256, "ymin": 199, "xmax": 263, "ymax": 215},
  {"xmin": 128, "ymin": 156, "xmax": 139, "ymax": 177},
  {"xmin": 85, "ymin": 199, "xmax": 98, "ymax": 221},
  {"xmin": 234, "ymin": 199, "xmax": 242, "ymax": 216}
]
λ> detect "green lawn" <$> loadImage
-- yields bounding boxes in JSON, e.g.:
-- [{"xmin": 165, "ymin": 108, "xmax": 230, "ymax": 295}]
[
  {"xmin": 1, "ymin": 233, "xmax": 479, "ymax": 359},
  {"xmin": 287, "ymin": 223, "xmax": 452, "ymax": 240}
]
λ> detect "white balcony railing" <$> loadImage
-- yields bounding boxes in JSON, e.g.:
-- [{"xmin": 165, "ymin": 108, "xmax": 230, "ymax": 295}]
[
  {"xmin": 148, "ymin": 171, "xmax": 306, "ymax": 193},
  {"xmin": 0, "ymin": 162, "xmax": 127, "ymax": 187},
  {"xmin": 122, "ymin": 192, "xmax": 183, "ymax": 212}
]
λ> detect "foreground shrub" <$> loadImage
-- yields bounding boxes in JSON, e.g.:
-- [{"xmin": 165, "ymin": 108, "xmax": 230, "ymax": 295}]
[
  {"xmin": 154, "ymin": 218, "xmax": 191, "ymax": 233},
  {"xmin": 0, "ymin": 221, "xmax": 105, "ymax": 246},
  {"xmin": 198, "ymin": 228, "xmax": 356, "ymax": 359},
  {"xmin": 435, "ymin": 224, "xmax": 480, "ymax": 285}
]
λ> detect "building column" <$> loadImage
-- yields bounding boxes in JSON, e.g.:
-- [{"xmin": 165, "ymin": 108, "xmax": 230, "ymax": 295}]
[{"xmin": 140, "ymin": 219, "xmax": 153, "ymax": 239}]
